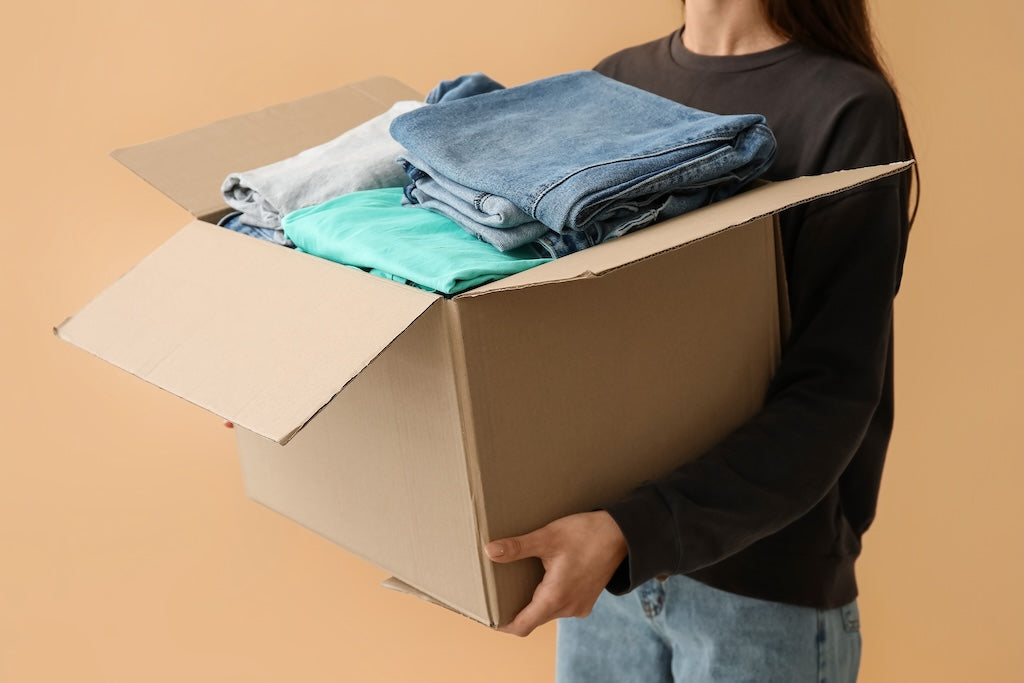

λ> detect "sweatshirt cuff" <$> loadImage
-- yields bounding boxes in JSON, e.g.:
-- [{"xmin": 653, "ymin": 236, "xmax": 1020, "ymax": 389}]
[{"xmin": 602, "ymin": 484, "xmax": 681, "ymax": 595}]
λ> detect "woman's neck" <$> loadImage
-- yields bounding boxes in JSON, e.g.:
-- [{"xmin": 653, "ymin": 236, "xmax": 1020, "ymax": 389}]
[{"xmin": 682, "ymin": 0, "xmax": 787, "ymax": 56}]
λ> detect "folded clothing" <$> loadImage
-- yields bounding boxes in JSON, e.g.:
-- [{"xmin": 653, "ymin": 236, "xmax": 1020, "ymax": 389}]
[
  {"xmin": 282, "ymin": 187, "xmax": 551, "ymax": 295},
  {"xmin": 400, "ymin": 158, "xmax": 551, "ymax": 252},
  {"xmin": 217, "ymin": 211, "xmax": 295, "ymax": 247},
  {"xmin": 390, "ymin": 70, "xmax": 776, "ymax": 257},
  {"xmin": 425, "ymin": 72, "xmax": 506, "ymax": 104},
  {"xmin": 222, "ymin": 100, "xmax": 425, "ymax": 230}
]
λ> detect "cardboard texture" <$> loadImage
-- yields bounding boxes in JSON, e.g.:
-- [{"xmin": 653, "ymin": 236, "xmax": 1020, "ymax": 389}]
[{"xmin": 55, "ymin": 76, "xmax": 913, "ymax": 627}]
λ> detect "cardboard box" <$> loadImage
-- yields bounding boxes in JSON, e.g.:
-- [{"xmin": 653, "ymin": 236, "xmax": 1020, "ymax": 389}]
[{"xmin": 55, "ymin": 76, "xmax": 910, "ymax": 627}]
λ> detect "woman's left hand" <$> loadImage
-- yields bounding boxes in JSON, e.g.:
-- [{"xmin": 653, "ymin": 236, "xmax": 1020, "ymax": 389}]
[{"xmin": 485, "ymin": 510, "xmax": 628, "ymax": 637}]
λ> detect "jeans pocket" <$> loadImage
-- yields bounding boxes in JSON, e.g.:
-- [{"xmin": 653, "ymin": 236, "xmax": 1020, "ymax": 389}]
[{"xmin": 840, "ymin": 601, "xmax": 861, "ymax": 634}]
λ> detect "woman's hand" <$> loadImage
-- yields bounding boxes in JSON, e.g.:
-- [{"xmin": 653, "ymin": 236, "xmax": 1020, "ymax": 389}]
[{"xmin": 485, "ymin": 510, "xmax": 627, "ymax": 637}]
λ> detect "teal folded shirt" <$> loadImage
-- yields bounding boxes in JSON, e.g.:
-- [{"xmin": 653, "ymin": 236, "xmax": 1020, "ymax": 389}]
[{"xmin": 282, "ymin": 187, "xmax": 551, "ymax": 295}]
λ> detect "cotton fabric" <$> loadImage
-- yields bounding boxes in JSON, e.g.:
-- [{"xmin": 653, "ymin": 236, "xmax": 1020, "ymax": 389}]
[{"xmin": 282, "ymin": 187, "xmax": 550, "ymax": 295}]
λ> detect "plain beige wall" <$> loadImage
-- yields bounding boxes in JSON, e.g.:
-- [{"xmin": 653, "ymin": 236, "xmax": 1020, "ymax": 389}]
[{"xmin": 3, "ymin": 0, "xmax": 1022, "ymax": 681}]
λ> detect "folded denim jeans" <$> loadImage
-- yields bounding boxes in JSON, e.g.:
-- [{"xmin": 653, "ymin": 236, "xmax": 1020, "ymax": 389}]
[
  {"xmin": 217, "ymin": 211, "xmax": 295, "ymax": 247},
  {"xmin": 222, "ymin": 100, "xmax": 425, "ymax": 229},
  {"xmin": 401, "ymin": 156, "xmax": 550, "ymax": 252},
  {"xmin": 425, "ymin": 72, "xmax": 505, "ymax": 104},
  {"xmin": 391, "ymin": 70, "xmax": 776, "ymax": 255}
]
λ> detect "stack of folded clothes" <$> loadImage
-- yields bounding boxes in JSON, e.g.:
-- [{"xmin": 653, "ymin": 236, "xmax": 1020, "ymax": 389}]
[
  {"xmin": 215, "ymin": 70, "xmax": 777, "ymax": 293},
  {"xmin": 390, "ymin": 70, "xmax": 776, "ymax": 258}
]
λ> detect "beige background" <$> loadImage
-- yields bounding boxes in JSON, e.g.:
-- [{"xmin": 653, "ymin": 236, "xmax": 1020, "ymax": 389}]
[{"xmin": 3, "ymin": 0, "xmax": 1022, "ymax": 681}]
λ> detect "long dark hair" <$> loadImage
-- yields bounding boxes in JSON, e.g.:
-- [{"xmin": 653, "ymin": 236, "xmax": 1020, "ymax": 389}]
[{"xmin": 759, "ymin": 0, "xmax": 920, "ymax": 226}]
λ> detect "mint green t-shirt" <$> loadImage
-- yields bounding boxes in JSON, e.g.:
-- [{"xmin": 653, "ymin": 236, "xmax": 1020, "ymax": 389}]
[{"xmin": 282, "ymin": 188, "xmax": 551, "ymax": 295}]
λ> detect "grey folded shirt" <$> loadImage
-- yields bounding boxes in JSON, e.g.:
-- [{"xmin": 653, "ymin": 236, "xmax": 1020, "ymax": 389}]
[{"xmin": 221, "ymin": 100, "xmax": 425, "ymax": 229}]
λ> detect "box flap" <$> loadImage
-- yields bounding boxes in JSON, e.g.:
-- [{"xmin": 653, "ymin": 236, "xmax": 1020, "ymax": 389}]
[
  {"xmin": 55, "ymin": 221, "xmax": 439, "ymax": 444},
  {"xmin": 462, "ymin": 161, "xmax": 913, "ymax": 296},
  {"xmin": 111, "ymin": 77, "xmax": 423, "ymax": 221},
  {"xmin": 380, "ymin": 577, "xmax": 491, "ymax": 627}
]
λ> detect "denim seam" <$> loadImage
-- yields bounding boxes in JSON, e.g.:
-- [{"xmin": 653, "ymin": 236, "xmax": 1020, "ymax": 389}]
[
  {"xmin": 527, "ymin": 134, "xmax": 745, "ymax": 214},
  {"xmin": 571, "ymin": 147, "xmax": 738, "ymax": 227}
]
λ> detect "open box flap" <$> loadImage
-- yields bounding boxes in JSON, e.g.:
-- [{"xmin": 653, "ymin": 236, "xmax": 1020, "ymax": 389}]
[
  {"xmin": 381, "ymin": 577, "xmax": 491, "ymax": 627},
  {"xmin": 111, "ymin": 77, "xmax": 423, "ymax": 221},
  {"xmin": 55, "ymin": 221, "xmax": 439, "ymax": 445},
  {"xmin": 462, "ymin": 161, "xmax": 913, "ymax": 297}
]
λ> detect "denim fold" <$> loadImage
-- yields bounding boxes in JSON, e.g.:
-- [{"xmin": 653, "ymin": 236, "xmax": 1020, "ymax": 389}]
[
  {"xmin": 425, "ymin": 72, "xmax": 506, "ymax": 104},
  {"xmin": 400, "ymin": 155, "xmax": 550, "ymax": 252},
  {"xmin": 391, "ymin": 70, "xmax": 776, "ymax": 257},
  {"xmin": 217, "ymin": 211, "xmax": 295, "ymax": 247}
]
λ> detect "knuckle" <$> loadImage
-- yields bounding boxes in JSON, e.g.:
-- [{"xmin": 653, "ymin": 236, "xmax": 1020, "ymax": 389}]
[{"xmin": 536, "ymin": 595, "xmax": 567, "ymax": 618}]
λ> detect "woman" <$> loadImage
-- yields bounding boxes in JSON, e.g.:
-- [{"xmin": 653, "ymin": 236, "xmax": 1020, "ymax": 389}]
[{"xmin": 484, "ymin": 1, "xmax": 916, "ymax": 681}]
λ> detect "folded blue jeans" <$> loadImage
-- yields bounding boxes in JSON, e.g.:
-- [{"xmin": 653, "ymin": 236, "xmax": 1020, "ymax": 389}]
[
  {"xmin": 217, "ymin": 211, "xmax": 295, "ymax": 247},
  {"xmin": 425, "ymin": 72, "xmax": 505, "ymax": 104},
  {"xmin": 400, "ymin": 157, "xmax": 550, "ymax": 252},
  {"xmin": 557, "ymin": 575, "xmax": 861, "ymax": 683},
  {"xmin": 390, "ymin": 70, "xmax": 776, "ymax": 256}
]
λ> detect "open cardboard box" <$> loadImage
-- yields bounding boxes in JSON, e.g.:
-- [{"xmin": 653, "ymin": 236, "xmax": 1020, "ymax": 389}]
[{"xmin": 55, "ymin": 76, "xmax": 911, "ymax": 627}]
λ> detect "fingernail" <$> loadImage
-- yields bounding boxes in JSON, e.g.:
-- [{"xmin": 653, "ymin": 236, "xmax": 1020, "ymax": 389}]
[{"xmin": 485, "ymin": 542, "xmax": 505, "ymax": 559}]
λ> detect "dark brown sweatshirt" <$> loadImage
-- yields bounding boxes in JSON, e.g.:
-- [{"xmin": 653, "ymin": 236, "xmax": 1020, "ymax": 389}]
[{"xmin": 596, "ymin": 29, "xmax": 912, "ymax": 608}]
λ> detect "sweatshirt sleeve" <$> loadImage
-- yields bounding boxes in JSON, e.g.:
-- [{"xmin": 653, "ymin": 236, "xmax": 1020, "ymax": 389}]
[{"xmin": 603, "ymin": 83, "xmax": 911, "ymax": 593}]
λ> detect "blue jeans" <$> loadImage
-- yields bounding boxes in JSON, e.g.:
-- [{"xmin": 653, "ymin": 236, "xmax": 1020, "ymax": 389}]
[
  {"xmin": 556, "ymin": 575, "xmax": 861, "ymax": 683},
  {"xmin": 390, "ymin": 70, "xmax": 776, "ymax": 256},
  {"xmin": 217, "ymin": 211, "xmax": 295, "ymax": 247},
  {"xmin": 424, "ymin": 71, "xmax": 505, "ymax": 104},
  {"xmin": 400, "ymin": 159, "xmax": 551, "ymax": 252}
]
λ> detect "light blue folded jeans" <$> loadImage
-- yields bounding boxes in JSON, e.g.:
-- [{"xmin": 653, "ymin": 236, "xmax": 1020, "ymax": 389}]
[
  {"xmin": 400, "ymin": 157, "xmax": 551, "ymax": 252},
  {"xmin": 390, "ymin": 70, "xmax": 776, "ymax": 257},
  {"xmin": 425, "ymin": 72, "xmax": 505, "ymax": 104},
  {"xmin": 556, "ymin": 575, "xmax": 861, "ymax": 683},
  {"xmin": 217, "ymin": 211, "xmax": 295, "ymax": 247}
]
